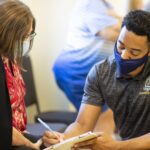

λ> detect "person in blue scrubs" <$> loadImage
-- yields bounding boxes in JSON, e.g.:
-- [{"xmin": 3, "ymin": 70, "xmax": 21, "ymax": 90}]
[{"xmin": 53, "ymin": 0, "xmax": 121, "ymax": 111}]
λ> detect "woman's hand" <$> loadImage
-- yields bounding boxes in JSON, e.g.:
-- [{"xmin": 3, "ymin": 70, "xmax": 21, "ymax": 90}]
[
  {"xmin": 12, "ymin": 127, "xmax": 42, "ymax": 149},
  {"xmin": 42, "ymin": 131, "xmax": 64, "ymax": 147},
  {"xmin": 29, "ymin": 139, "xmax": 42, "ymax": 150},
  {"xmin": 73, "ymin": 132, "xmax": 120, "ymax": 150}
]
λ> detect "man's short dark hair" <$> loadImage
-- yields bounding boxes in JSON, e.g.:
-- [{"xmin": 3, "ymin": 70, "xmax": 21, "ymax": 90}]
[{"xmin": 122, "ymin": 10, "xmax": 150, "ymax": 42}]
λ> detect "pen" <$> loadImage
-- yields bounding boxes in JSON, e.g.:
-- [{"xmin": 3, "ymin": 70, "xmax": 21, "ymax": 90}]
[{"xmin": 37, "ymin": 117, "xmax": 60, "ymax": 140}]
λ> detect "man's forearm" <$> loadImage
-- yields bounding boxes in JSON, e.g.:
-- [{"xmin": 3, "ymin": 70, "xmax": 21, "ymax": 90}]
[
  {"xmin": 64, "ymin": 104, "xmax": 101, "ymax": 140},
  {"xmin": 64, "ymin": 122, "xmax": 91, "ymax": 139},
  {"xmin": 116, "ymin": 133, "xmax": 150, "ymax": 150}
]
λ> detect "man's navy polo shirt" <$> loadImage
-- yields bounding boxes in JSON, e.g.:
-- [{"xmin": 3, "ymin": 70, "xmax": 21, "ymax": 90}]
[{"xmin": 82, "ymin": 56, "xmax": 150, "ymax": 139}]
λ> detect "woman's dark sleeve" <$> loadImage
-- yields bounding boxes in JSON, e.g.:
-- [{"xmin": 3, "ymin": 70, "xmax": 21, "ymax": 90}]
[{"xmin": 0, "ymin": 57, "xmax": 12, "ymax": 150}]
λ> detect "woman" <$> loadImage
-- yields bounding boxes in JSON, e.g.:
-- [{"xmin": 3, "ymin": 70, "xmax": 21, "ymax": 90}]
[{"xmin": 0, "ymin": 0, "xmax": 41, "ymax": 149}]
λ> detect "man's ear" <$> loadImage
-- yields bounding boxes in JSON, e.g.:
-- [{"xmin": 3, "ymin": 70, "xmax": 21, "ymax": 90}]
[{"xmin": 148, "ymin": 52, "xmax": 150, "ymax": 56}]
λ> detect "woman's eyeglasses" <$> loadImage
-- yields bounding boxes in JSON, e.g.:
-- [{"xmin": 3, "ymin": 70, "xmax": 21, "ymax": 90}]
[
  {"xmin": 28, "ymin": 32, "xmax": 36, "ymax": 40},
  {"xmin": 25, "ymin": 32, "xmax": 36, "ymax": 40}
]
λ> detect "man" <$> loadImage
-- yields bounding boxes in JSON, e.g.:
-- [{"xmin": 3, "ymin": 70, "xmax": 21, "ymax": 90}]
[{"xmin": 43, "ymin": 10, "xmax": 150, "ymax": 149}]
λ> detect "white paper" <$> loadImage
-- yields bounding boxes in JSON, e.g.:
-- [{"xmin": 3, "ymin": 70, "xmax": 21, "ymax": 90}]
[{"xmin": 43, "ymin": 131, "xmax": 97, "ymax": 150}]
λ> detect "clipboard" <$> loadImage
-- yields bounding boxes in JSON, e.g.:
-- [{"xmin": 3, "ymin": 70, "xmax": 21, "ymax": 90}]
[{"xmin": 43, "ymin": 131, "xmax": 98, "ymax": 150}]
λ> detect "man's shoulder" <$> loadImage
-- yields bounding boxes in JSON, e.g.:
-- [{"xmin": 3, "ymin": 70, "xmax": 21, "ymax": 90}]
[
  {"xmin": 95, "ymin": 55, "xmax": 116, "ymax": 72},
  {"xmin": 88, "ymin": 55, "xmax": 116, "ymax": 82}
]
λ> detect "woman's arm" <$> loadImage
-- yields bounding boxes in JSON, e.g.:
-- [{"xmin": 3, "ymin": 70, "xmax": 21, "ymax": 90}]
[{"xmin": 12, "ymin": 127, "xmax": 41, "ymax": 149}]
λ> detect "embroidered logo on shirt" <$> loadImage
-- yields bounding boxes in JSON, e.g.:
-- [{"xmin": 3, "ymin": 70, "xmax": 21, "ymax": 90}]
[{"xmin": 139, "ymin": 76, "xmax": 150, "ymax": 95}]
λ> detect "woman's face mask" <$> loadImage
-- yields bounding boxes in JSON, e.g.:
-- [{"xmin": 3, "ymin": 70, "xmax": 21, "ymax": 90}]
[
  {"xmin": 15, "ymin": 32, "xmax": 36, "ymax": 58},
  {"xmin": 22, "ymin": 32, "xmax": 36, "ymax": 56},
  {"xmin": 22, "ymin": 40, "xmax": 30, "ymax": 56}
]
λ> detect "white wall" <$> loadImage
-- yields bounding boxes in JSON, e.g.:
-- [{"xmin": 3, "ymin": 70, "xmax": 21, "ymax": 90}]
[
  {"xmin": 21, "ymin": 0, "xmax": 148, "ymax": 120},
  {"xmin": 22, "ymin": 0, "xmax": 76, "ymax": 114}
]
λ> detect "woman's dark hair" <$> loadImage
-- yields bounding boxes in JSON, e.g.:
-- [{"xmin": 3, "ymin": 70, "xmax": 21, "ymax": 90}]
[
  {"xmin": 122, "ymin": 10, "xmax": 150, "ymax": 42},
  {"xmin": 0, "ymin": 0, "xmax": 36, "ymax": 67}
]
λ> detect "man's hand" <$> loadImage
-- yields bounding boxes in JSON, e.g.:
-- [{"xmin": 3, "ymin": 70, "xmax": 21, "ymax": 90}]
[
  {"xmin": 42, "ymin": 131, "xmax": 64, "ymax": 147},
  {"xmin": 73, "ymin": 132, "xmax": 120, "ymax": 150}
]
